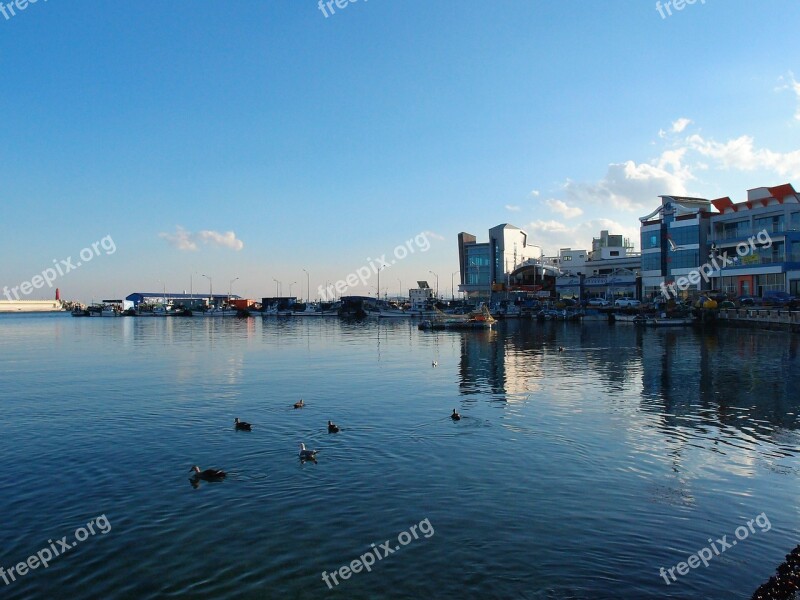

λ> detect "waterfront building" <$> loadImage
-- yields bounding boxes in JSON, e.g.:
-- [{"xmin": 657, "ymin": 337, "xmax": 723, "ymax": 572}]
[
  {"xmin": 409, "ymin": 283, "xmax": 435, "ymax": 310},
  {"xmin": 458, "ymin": 224, "xmax": 549, "ymax": 300},
  {"xmin": 708, "ymin": 183, "xmax": 800, "ymax": 297},
  {"xmin": 126, "ymin": 292, "xmax": 240, "ymax": 308},
  {"xmin": 639, "ymin": 196, "xmax": 714, "ymax": 299},
  {"xmin": 555, "ymin": 231, "xmax": 640, "ymax": 300}
]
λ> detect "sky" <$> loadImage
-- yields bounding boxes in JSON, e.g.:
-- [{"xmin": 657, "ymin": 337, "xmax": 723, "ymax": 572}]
[{"xmin": 1, "ymin": 0, "xmax": 799, "ymax": 303}]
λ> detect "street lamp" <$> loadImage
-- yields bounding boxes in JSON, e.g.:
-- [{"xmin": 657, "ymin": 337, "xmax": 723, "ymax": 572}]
[
  {"xmin": 451, "ymin": 270, "xmax": 459, "ymax": 301},
  {"xmin": 229, "ymin": 277, "xmax": 239, "ymax": 303},
  {"xmin": 377, "ymin": 264, "xmax": 385, "ymax": 300},
  {"xmin": 302, "ymin": 269, "xmax": 310, "ymax": 303},
  {"xmin": 289, "ymin": 281, "xmax": 297, "ymax": 297},
  {"xmin": 429, "ymin": 270, "xmax": 439, "ymax": 299},
  {"xmin": 273, "ymin": 278, "xmax": 281, "ymax": 297},
  {"xmin": 397, "ymin": 278, "xmax": 402, "ymax": 301}
]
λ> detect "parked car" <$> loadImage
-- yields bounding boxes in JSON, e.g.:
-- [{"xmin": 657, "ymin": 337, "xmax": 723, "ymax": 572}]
[
  {"xmin": 587, "ymin": 298, "xmax": 610, "ymax": 307},
  {"xmin": 614, "ymin": 298, "xmax": 641, "ymax": 308},
  {"xmin": 763, "ymin": 291, "xmax": 796, "ymax": 306},
  {"xmin": 738, "ymin": 296, "xmax": 762, "ymax": 306}
]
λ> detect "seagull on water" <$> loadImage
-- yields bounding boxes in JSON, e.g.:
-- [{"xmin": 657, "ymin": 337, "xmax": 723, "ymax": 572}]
[
  {"xmin": 189, "ymin": 466, "xmax": 227, "ymax": 481},
  {"xmin": 299, "ymin": 443, "xmax": 318, "ymax": 460}
]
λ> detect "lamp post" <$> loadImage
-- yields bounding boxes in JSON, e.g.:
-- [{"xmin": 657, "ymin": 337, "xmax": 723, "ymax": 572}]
[
  {"xmin": 377, "ymin": 264, "xmax": 385, "ymax": 300},
  {"xmin": 201, "ymin": 274, "xmax": 212, "ymax": 303},
  {"xmin": 228, "ymin": 277, "xmax": 239, "ymax": 303},
  {"xmin": 302, "ymin": 269, "xmax": 310, "ymax": 303},
  {"xmin": 429, "ymin": 270, "xmax": 439, "ymax": 299},
  {"xmin": 451, "ymin": 270, "xmax": 459, "ymax": 301},
  {"xmin": 273, "ymin": 278, "xmax": 281, "ymax": 297},
  {"xmin": 289, "ymin": 281, "xmax": 297, "ymax": 298},
  {"xmin": 397, "ymin": 278, "xmax": 402, "ymax": 301}
]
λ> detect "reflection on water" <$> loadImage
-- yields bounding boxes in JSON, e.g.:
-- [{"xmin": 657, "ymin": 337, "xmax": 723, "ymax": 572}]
[{"xmin": 0, "ymin": 314, "xmax": 798, "ymax": 599}]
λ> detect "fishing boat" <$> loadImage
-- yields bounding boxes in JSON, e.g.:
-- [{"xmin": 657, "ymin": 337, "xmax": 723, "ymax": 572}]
[{"xmin": 418, "ymin": 305, "xmax": 495, "ymax": 330}]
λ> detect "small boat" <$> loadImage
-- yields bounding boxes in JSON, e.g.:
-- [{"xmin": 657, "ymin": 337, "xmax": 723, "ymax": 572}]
[
  {"xmin": 650, "ymin": 317, "xmax": 693, "ymax": 327},
  {"xmin": 192, "ymin": 306, "xmax": 238, "ymax": 317},
  {"xmin": 419, "ymin": 305, "xmax": 495, "ymax": 330},
  {"xmin": 71, "ymin": 306, "xmax": 89, "ymax": 317}
]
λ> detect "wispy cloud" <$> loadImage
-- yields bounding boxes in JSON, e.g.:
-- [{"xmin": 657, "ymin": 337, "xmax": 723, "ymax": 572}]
[
  {"xmin": 524, "ymin": 218, "xmax": 640, "ymax": 253},
  {"xmin": 529, "ymin": 189, "xmax": 540, "ymax": 197},
  {"xmin": 159, "ymin": 226, "xmax": 244, "ymax": 251},
  {"xmin": 545, "ymin": 199, "xmax": 583, "ymax": 219},
  {"xmin": 505, "ymin": 204, "xmax": 521, "ymax": 212},
  {"xmin": 776, "ymin": 72, "xmax": 800, "ymax": 121},
  {"xmin": 671, "ymin": 117, "xmax": 692, "ymax": 133}
]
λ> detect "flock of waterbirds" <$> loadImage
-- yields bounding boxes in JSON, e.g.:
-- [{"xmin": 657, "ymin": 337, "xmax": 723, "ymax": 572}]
[{"xmin": 189, "ymin": 361, "xmax": 462, "ymax": 485}]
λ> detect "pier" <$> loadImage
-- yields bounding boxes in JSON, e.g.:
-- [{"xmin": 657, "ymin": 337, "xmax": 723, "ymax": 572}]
[{"xmin": 718, "ymin": 308, "xmax": 800, "ymax": 332}]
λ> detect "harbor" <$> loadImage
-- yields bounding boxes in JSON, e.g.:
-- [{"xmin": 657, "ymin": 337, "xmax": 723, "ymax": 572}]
[{"xmin": 1, "ymin": 313, "xmax": 799, "ymax": 599}]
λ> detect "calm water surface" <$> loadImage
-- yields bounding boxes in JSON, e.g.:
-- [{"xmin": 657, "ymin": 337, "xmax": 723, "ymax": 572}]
[{"xmin": 1, "ymin": 314, "xmax": 799, "ymax": 599}]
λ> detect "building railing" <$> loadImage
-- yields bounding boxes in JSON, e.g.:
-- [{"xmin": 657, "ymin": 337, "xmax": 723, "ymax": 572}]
[{"xmin": 713, "ymin": 225, "xmax": 800, "ymax": 242}]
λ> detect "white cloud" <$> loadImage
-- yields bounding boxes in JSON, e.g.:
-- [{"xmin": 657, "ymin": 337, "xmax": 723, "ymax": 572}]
[
  {"xmin": 671, "ymin": 118, "xmax": 692, "ymax": 133},
  {"xmin": 556, "ymin": 156, "xmax": 690, "ymax": 214},
  {"xmin": 686, "ymin": 134, "xmax": 800, "ymax": 179},
  {"xmin": 505, "ymin": 204, "xmax": 521, "ymax": 212},
  {"xmin": 529, "ymin": 190, "xmax": 540, "ymax": 197},
  {"xmin": 776, "ymin": 72, "xmax": 800, "ymax": 121},
  {"xmin": 524, "ymin": 218, "xmax": 640, "ymax": 253},
  {"xmin": 545, "ymin": 199, "xmax": 583, "ymax": 219},
  {"xmin": 159, "ymin": 226, "xmax": 244, "ymax": 251}
]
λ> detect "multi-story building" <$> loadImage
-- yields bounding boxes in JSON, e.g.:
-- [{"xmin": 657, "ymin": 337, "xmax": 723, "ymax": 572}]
[
  {"xmin": 555, "ymin": 231, "xmax": 640, "ymax": 299},
  {"xmin": 708, "ymin": 183, "xmax": 800, "ymax": 297},
  {"xmin": 458, "ymin": 224, "xmax": 542, "ymax": 299},
  {"xmin": 639, "ymin": 196, "xmax": 714, "ymax": 299}
]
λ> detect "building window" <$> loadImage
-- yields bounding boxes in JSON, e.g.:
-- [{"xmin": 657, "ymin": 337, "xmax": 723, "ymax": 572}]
[
  {"xmin": 754, "ymin": 214, "xmax": 785, "ymax": 234},
  {"xmin": 790, "ymin": 213, "xmax": 800, "ymax": 231},
  {"xmin": 668, "ymin": 250, "xmax": 699, "ymax": 270},
  {"xmin": 610, "ymin": 250, "xmax": 620, "ymax": 256},
  {"xmin": 562, "ymin": 255, "xmax": 572, "ymax": 261},
  {"xmin": 641, "ymin": 232, "xmax": 660, "ymax": 250},
  {"xmin": 669, "ymin": 225, "xmax": 699, "ymax": 246},
  {"xmin": 641, "ymin": 253, "xmax": 661, "ymax": 272}
]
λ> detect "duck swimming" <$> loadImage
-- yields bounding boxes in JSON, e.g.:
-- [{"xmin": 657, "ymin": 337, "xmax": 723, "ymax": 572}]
[
  {"xmin": 189, "ymin": 466, "xmax": 227, "ymax": 481},
  {"xmin": 234, "ymin": 418, "xmax": 252, "ymax": 431},
  {"xmin": 299, "ymin": 443, "xmax": 318, "ymax": 460},
  {"xmin": 294, "ymin": 399, "xmax": 304, "ymax": 409},
  {"xmin": 432, "ymin": 360, "xmax": 438, "ymax": 367},
  {"xmin": 328, "ymin": 420, "xmax": 340, "ymax": 433},
  {"xmin": 558, "ymin": 347, "xmax": 565, "ymax": 352},
  {"xmin": 451, "ymin": 409, "xmax": 461, "ymax": 421}
]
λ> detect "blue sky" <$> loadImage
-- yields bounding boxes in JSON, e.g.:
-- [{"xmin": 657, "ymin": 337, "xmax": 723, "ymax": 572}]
[{"xmin": 1, "ymin": 0, "xmax": 799, "ymax": 302}]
